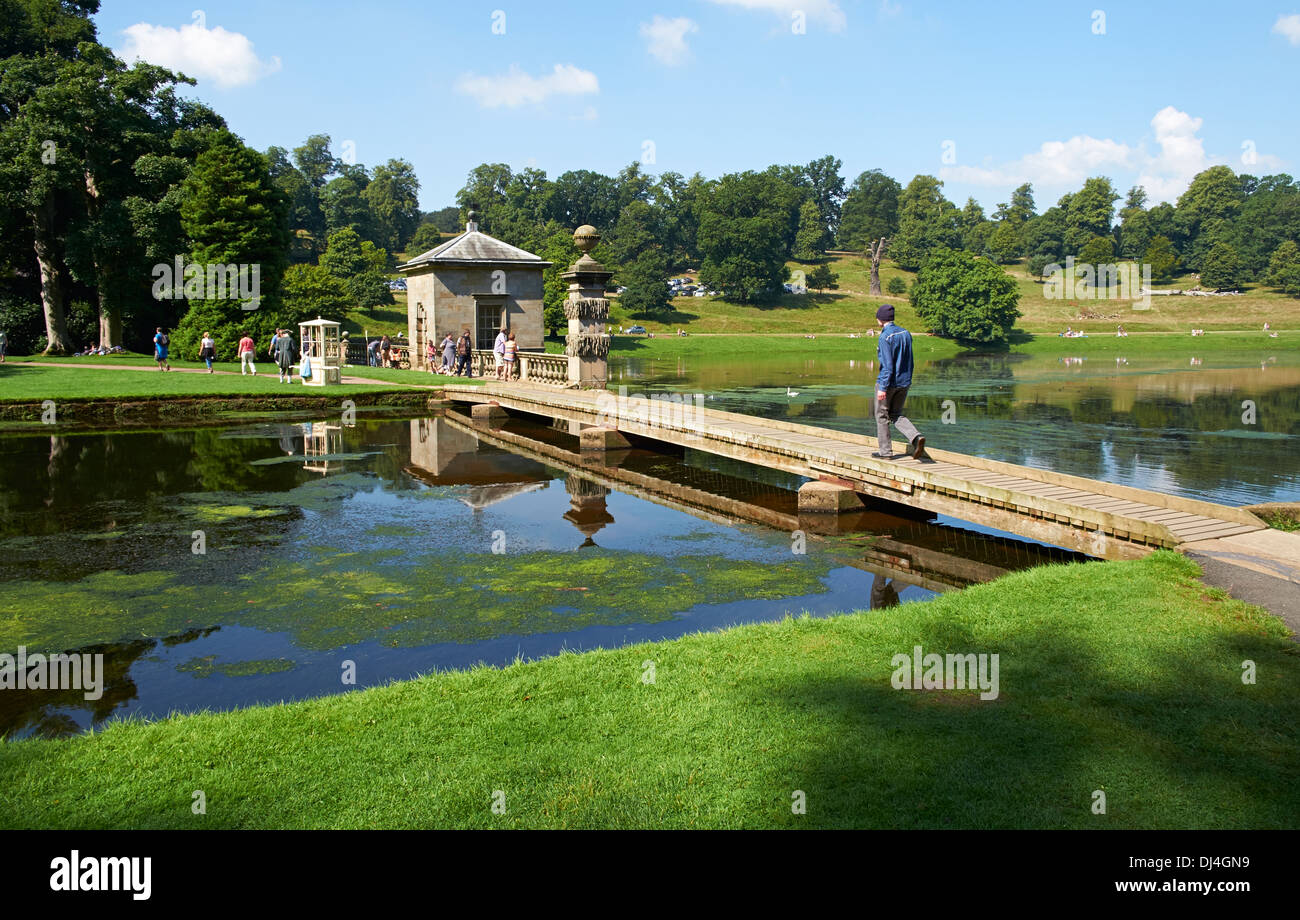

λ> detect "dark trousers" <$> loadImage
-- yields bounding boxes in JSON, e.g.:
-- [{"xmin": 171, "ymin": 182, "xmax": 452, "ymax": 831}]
[
  {"xmin": 454, "ymin": 354, "xmax": 471, "ymax": 376},
  {"xmin": 875, "ymin": 385, "xmax": 921, "ymax": 454}
]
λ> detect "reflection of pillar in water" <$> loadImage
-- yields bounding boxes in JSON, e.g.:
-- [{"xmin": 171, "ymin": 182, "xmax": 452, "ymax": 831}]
[
  {"xmin": 563, "ymin": 474, "xmax": 614, "ymax": 547},
  {"xmin": 870, "ymin": 573, "xmax": 900, "ymax": 609}
]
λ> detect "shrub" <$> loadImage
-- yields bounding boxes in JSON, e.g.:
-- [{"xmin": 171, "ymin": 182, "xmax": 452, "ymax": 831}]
[{"xmin": 910, "ymin": 248, "xmax": 1021, "ymax": 345}]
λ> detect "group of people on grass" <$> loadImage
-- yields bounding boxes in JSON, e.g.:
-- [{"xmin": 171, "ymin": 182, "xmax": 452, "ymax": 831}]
[
  {"xmin": 423, "ymin": 327, "xmax": 521, "ymax": 380},
  {"xmin": 424, "ymin": 328, "xmax": 476, "ymax": 377},
  {"xmin": 366, "ymin": 335, "xmax": 405, "ymax": 368},
  {"xmin": 154, "ymin": 327, "xmax": 302, "ymax": 382},
  {"xmin": 71, "ymin": 343, "xmax": 127, "ymax": 356}
]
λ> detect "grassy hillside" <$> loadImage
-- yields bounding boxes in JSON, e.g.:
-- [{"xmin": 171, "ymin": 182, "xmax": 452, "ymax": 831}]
[{"xmin": 612, "ymin": 253, "xmax": 1300, "ymax": 337}]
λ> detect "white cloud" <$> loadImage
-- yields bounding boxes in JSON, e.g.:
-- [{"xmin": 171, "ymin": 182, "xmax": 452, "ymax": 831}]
[
  {"xmin": 641, "ymin": 15, "xmax": 699, "ymax": 65},
  {"xmin": 705, "ymin": 0, "xmax": 847, "ymax": 32},
  {"xmin": 119, "ymin": 22, "xmax": 280, "ymax": 89},
  {"xmin": 1272, "ymin": 13, "xmax": 1300, "ymax": 45},
  {"xmin": 454, "ymin": 64, "xmax": 599, "ymax": 108},
  {"xmin": 879, "ymin": 0, "xmax": 902, "ymax": 16},
  {"xmin": 940, "ymin": 107, "xmax": 1284, "ymax": 204},
  {"xmin": 1133, "ymin": 106, "xmax": 1209, "ymax": 202},
  {"xmin": 941, "ymin": 136, "xmax": 1135, "ymax": 189}
]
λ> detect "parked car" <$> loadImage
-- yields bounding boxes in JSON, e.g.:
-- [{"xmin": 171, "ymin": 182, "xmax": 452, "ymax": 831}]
[
  {"xmin": 626, "ymin": 325, "xmax": 648, "ymax": 334},
  {"xmin": 693, "ymin": 289, "xmax": 708, "ymax": 297}
]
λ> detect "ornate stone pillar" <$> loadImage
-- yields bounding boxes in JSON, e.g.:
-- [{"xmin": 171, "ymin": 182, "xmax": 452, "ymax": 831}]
[{"xmin": 562, "ymin": 224, "xmax": 612, "ymax": 389}]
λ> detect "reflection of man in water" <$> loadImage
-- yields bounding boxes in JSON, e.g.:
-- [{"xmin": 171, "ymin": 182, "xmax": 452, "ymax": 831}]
[{"xmin": 871, "ymin": 573, "xmax": 900, "ymax": 609}]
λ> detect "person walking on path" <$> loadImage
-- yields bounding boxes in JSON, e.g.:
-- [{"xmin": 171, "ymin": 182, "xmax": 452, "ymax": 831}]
[
  {"xmin": 238, "ymin": 331, "xmax": 257, "ymax": 376},
  {"xmin": 441, "ymin": 332, "xmax": 456, "ymax": 373},
  {"xmin": 493, "ymin": 327, "xmax": 508, "ymax": 380},
  {"xmin": 0, "ymin": 329, "xmax": 8, "ymax": 363},
  {"xmin": 199, "ymin": 331, "xmax": 216, "ymax": 373},
  {"xmin": 380, "ymin": 334, "xmax": 392, "ymax": 368},
  {"xmin": 273, "ymin": 329, "xmax": 296, "ymax": 383},
  {"xmin": 502, "ymin": 331, "xmax": 519, "ymax": 381},
  {"xmin": 153, "ymin": 327, "xmax": 172, "ymax": 371},
  {"xmin": 872, "ymin": 304, "xmax": 928, "ymax": 461},
  {"xmin": 454, "ymin": 328, "xmax": 473, "ymax": 377}
]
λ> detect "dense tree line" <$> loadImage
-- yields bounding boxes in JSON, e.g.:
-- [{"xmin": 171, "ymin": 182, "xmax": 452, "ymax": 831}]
[{"xmin": 4, "ymin": 3, "xmax": 1297, "ymax": 355}]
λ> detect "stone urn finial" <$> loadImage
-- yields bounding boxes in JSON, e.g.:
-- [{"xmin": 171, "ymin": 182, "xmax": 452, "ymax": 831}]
[{"xmin": 573, "ymin": 224, "xmax": 600, "ymax": 253}]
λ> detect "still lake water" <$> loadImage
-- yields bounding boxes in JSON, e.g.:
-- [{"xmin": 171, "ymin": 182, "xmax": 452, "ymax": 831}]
[
  {"xmin": 611, "ymin": 347, "xmax": 1300, "ymax": 506},
  {"xmin": 2, "ymin": 348, "xmax": 1296, "ymax": 736}
]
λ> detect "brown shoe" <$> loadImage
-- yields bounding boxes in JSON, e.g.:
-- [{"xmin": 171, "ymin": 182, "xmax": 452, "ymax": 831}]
[{"xmin": 911, "ymin": 436, "xmax": 931, "ymax": 462}]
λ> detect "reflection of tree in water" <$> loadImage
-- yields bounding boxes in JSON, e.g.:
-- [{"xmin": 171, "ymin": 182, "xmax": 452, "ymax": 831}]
[
  {"xmin": 0, "ymin": 627, "xmax": 218, "ymax": 739},
  {"xmin": 907, "ymin": 353, "xmax": 1021, "ymax": 451}
]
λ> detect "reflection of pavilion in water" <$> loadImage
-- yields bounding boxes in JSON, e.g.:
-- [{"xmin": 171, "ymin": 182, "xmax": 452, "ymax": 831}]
[
  {"xmin": 405, "ymin": 418, "xmax": 613, "ymax": 544},
  {"xmin": 302, "ymin": 421, "xmax": 344, "ymax": 475},
  {"xmin": 430, "ymin": 410, "xmax": 1088, "ymax": 596}
]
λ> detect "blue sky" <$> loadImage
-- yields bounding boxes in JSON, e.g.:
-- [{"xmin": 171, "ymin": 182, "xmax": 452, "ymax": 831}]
[{"xmin": 96, "ymin": 1, "xmax": 1300, "ymax": 213}]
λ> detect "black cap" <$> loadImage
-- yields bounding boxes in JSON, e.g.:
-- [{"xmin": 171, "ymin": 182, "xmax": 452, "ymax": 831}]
[{"xmin": 876, "ymin": 304, "xmax": 895, "ymax": 323}]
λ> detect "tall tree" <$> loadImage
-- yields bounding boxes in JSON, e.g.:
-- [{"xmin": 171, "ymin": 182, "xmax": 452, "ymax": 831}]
[
  {"xmin": 1116, "ymin": 185, "xmax": 1150, "ymax": 260},
  {"xmin": 1064, "ymin": 176, "xmax": 1119, "ymax": 254},
  {"xmin": 793, "ymin": 199, "xmax": 830, "ymax": 261},
  {"xmin": 364, "ymin": 158, "xmax": 420, "ymax": 253},
  {"xmin": 838, "ymin": 169, "xmax": 901, "ymax": 251},
  {"xmin": 1175, "ymin": 165, "xmax": 1243, "ymax": 271},
  {"xmin": 803, "ymin": 154, "xmax": 846, "ymax": 241},
  {"xmin": 321, "ymin": 163, "xmax": 373, "ymax": 239},
  {"xmin": 455, "ymin": 162, "xmax": 513, "ymax": 232},
  {"xmin": 292, "ymin": 134, "xmax": 339, "ymax": 189},
  {"xmin": 318, "ymin": 226, "xmax": 391, "ymax": 314},
  {"xmin": 992, "ymin": 183, "xmax": 1036, "ymax": 227},
  {"xmin": 172, "ymin": 131, "xmax": 290, "ymax": 358},
  {"xmin": 551, "ymin": 169, "xmax": 620, "ymax": 230},
  {"xmin": 890, "ymin": 175, "xmax": 960, "ymax": 270},
  {"xmin": 1229, "ymin": 174, "xmax": 1300, "ymax": 279},
  {"xmin": 696, "ymin": 171, "xmax": 794, "ymax": 302}
]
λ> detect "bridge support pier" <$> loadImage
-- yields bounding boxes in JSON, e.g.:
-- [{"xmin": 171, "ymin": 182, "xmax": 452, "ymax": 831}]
[
  {"xmin": 471, "ymin": 402, "xmax": 509, "ymax": 423},
  {"xmin": 580, "ymin": 426, "xmax": 632, "ymax": 451},
  {"xmin": 798, "ymin": 481, "xmax": 865, "ymax": 514}
]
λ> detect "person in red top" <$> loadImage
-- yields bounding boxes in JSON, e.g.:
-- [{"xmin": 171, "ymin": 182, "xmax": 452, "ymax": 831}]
[{"xmin": 238, "ymin": 331, "xmax": 257, "ymax": 376}]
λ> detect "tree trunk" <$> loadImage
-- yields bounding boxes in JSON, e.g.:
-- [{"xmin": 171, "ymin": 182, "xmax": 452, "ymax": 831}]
[
  {"xmin": 97, "ymin": 286, "xmax": 122, "ymax": 348},
  {"xmin": 85, "ymin": 169, "xmax": 122, "ymax": 349},
  {"xmin": 33, "ymin": 197, "xmax": 72, "ymax": 354},
  {"xmin": 869, "ymin": 237, "xmax": 887, "ymax": 296}
]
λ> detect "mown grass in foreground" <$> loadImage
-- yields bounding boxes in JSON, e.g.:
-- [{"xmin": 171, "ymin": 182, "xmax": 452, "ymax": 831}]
[{"xmin": 2, "ymin": 552, "xmax": 1295, "ymax": 829}]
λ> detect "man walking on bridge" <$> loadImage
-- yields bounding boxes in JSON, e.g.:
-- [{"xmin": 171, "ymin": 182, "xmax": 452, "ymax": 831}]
[{"xmin": 873, "ymin": 304, "xmax": 930, "ymax": 462}]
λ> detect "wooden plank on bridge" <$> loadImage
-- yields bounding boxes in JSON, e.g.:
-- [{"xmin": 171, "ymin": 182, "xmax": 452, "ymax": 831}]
[{"xmin": 437, "ymin": 383, "xmax": 1265, "ymax": 554}]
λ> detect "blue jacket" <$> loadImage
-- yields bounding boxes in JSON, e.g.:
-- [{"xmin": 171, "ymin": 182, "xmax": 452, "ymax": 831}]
[{"xmin": 876, "ymin": 322, "xmax": 914, "ymax": 390}]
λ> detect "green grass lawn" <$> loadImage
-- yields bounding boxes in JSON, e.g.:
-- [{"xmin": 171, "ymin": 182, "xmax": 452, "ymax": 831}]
[
  {"xmin": 0, "ymin": 362, "xmax": 425, "ymax": 402},
  {"xmin": 603, "ymin": 327, "xmax": 1296, "ymax": 366},
  {"xmin": 2, "ymin": 551, "xmax": 1295, "ymax": 829}
]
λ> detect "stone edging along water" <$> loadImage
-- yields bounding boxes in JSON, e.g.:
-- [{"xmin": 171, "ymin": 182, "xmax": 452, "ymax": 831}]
[{"xmin": 0, "ymin": 390, "xmax": 447, "ymax": 430}]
